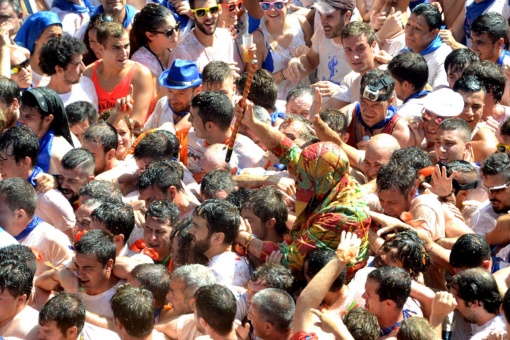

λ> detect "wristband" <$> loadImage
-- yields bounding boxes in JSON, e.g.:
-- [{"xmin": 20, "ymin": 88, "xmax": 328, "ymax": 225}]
[
  {"xmin": 439, "ymin": 190, "xmax": 454, "ymax": 200},
  {"xmin": 280, "ymin": 70, "xmax": 286, "ymax": 80}
]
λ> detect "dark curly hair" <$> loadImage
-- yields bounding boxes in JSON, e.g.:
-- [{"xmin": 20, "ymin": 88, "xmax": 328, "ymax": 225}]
[{"xmin": 39, "ymin": 35, "xmax": 87, "ymax": 76}]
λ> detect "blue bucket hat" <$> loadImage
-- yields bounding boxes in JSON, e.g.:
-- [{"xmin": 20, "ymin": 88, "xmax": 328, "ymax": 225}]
[
  {"xmin": 14, "ymin": 12, "xmax": 62, "ymax": 54},
  {"xmin": 159, "ymin": 59, "xmax": 202, "ymax": 90}
]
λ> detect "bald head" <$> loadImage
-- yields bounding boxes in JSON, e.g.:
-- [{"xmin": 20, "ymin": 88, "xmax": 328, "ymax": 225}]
[
  {"xmin": 202, "ymin": 144, "xmax": 239, "ymax": 174},
  {"xmin": 363, "ymin": 134, "xmax": 400, "ymax": 181}
]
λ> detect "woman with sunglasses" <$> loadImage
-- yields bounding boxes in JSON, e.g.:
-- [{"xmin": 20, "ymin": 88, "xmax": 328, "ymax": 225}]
[
  {"xmin": 131, "ymin": 4, "xmax": 180, "ymax": 95},
  {"xmin": 83, "ymin": 14, "xmax": 114, "ymax": 66},
  {"xmin": 251, "ymin": 0, "xmax": 312, "ymax": 100}
]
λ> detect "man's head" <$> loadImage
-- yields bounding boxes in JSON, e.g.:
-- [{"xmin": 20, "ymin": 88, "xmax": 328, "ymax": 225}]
[
  {"xmin": 66, "ymin": 101, "xmax": 98, "ymax": 145},
  {"xmin": 74, "ymin": 198, "xmax": 103, "ymax": 235},
  {"xmin": 96, "ymin": 22, "xmax": 129, "ymax": 69},
  {"xmin": 78, "ymin": 180, "xmax": 122, "ymax": 205},
  {"xmin": 500, "ymin": 117, "xmax": 510, "ymax": 154},
  {"xmin": 90, "ymin": 201, "xmax": 135, "ymax": 246},
  {"xmin": 389, "ymin": 146, "xmax": 433, "ymax": 174},
  {"xmin": 137, "ymin": 160, "xmax": 183, "ymax": 207},
  {"xmin": 202, "ymin": 61, "xmax": 235, "ymax": 101},
  {"xmin": 304, "ymin": 249, "xmax": 346, "ymax": 292},
  {"xmin": 0, "ymin": 125, "xmax": 39, "ymax": 179},
  {"xmin": 362, "ymin": 266, "xmax": 411, "ymax": 320},
  {"xmin": 167, "ymin": 264, "xmax": 216, "ymax": 315},
  {"xmin": 373, "ymin": 230, "xmax": 430, "ymax": 280},
  {"xmin": 58, "ymin": 148, "xmax": 95, "ymax": 202},
  {"xmin": 388, "ymin": 52, "xmax": 428, "ymax": 101},
  {"xmin": 445, "ymin": 160, "xmax": 480, "ymax": 209},
  {"xmin": 242, "ymin": 186, "xmax": 288, "ymax": 241},
  {"xmin": 189, "ymin": 91, "xmax": 234, "ymax": 140},
  {"xmin": 434, "ymin": 118, "xmax": 472, "ymax": 164},
  {"xmin": 111, "ymin": 284, "xmax": 154, "ymax": 339},
  {"xmin": 133, "ymin": 130, "xmax": 176, "ymax": 171},
  {"xmin": 39, "ymin": 35, "xmax": 87, "ymax": 86},
  {"xmin": 82, "ymin": 122, "xmax": 118, "ymax": 174},
  {"xmin": 201, "ymin": 143, "xmax": 239, "ymax": 174},
  {"xmin": 450, "ymin": 234, "xmax": 491, "ymax": 273},
  {"xmin": 0, "ymin": 244, "xmax": 36, "ymax": 275},
  {"xmin": 343, "ymin": 308, "xmax": 379, "ymax": 340},
  {"xmin": 397, "ymin": 317, "xmax": 436, "ymax": 340},
  {"xmin": 200, "ymin": 169, "xmax": 236, "ymax": 200},
  {"xmin": 444, "ymin": 49, "xmax": 480, "ymax": 89},
  {"xmin": 0, "ymin": 0, "xmax": 22, "ymax": 36},
  {"xmin": 453, "ymin": 75, "xmax": 486, "ymax": 131},
  {"xmin": 450, "ymin": 268, "xmax": 501, "ymax": 323},
  {"xmin": 159, "ymin": 59, "xmax": 202, "ymax": 114},
  {"xmin": 358, "ymin": 69, "xmax": 395, "ymax": 127},
  {"xmin": 463, "ymin": 61, "xmax": 506, "ymax": 107},
  {"xmin": 236, "ymin": 69, "xmax": 277, "ymax": 112},
  {"xmin": 285, "ymin": 85, "xmax": 314, "ymax": 119},
  {"xmin": 278, "ymin": 114, "xmax": 316, "ymax": 148},
  {"xmin": 0, "ymin": 76, "xmax": 20, "ymax": 129},
  {"xmin": 74, "ymin": 229, "xmax": 116, "ymax": 295},
  {"xmin": 377, "ymin": 164, "xmax": 417, "ymax": 218},
  {"xmin": 362, "ymin": 133, "xmax": 400, "ymax": 181},
  {"xmin": 189, "ymin": 199, "xmax": 240, "ymax": 259},
  {"xmin": 342, "ymin": 22, "xmax": 377, "ymax": 74},
  {"xmin": 405, "ymin": 4, "xmax": 441, "ymax": 53},
  {"xmin": 313, "ymin": 0, "xmax": 354, "ymax": 39},
  {"xmin": 38, "ymin": 293, "xmax": 85, "ymax": 340},
  {"xmin": 0, "ymin": 260, "xmax": 33, "ymax": 327},
  {"xmin": 319, "ymin": 109, "xmax": 348, "ymax": 140},
  {"xmin": 247, "ymin": 264, "xmax": 294, "ymax": 305},
  {"xmin": 10, "ymin": 47, "xmax": 31, "ymax": 90},
  {"xmin": 194, "ymin": 284, "xmax": 236, "ymax": 336},
  {"xmin": 481, "ymin": 153, "xmax": 510, "ymax": 214},
  {"xmin": 470, "ymin": 12, "xmax": 509, "ymax": 62},
  {"xmin": 0, "ymin": 177, "xmax": 37, "ymax": 234},
  {"xmin": 189, "ymin": 0, "xmax": 221, "ymax": 36},
  {"xmin": 129, "ymin": 263, "xmax": 171, "ymax": 309},
  {"xmin": 144, "ymin": 200, "xmax": 180, "ymax": 260},
  {"xmin": 248, "ymin": 288, "xmax": 295, "ymax": 339}
]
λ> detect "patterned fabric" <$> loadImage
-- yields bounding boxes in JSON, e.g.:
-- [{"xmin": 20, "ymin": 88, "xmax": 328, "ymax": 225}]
[{"xmin": 261, "ymin": 138, "xmax": 371, "ymax": 277}]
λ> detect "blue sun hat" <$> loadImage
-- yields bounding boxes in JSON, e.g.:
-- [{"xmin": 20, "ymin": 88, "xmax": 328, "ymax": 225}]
[{"xmin": 159, "ymin": 59, "xmax": 202, "ymax": 90}]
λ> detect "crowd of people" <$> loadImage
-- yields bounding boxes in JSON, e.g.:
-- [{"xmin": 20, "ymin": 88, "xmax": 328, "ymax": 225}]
[{"xmin": 2, "ymin": 0, "xmax": 510, "ymax": 338}]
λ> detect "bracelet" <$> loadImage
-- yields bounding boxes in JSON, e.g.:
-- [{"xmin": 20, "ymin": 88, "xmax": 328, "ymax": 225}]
[
  {"xmin": 280, "ymin": 70, "xmax": 286, "ymax": 80},
  {"xmin": 375, "ymin": 34, "xmax": 383, "ymax": 45},
  {"xmin": 439, "ymin": 190, "xmax": 454, "ymax": 201},
  {"xmin": 244, "ymin": 234, "xmax": 256, "ymax": 253}
]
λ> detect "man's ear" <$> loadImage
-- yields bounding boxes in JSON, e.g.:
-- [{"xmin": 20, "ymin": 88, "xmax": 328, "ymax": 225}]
[
  {"xmin": 106, "ymin": 148, "xmax": 116, "ymax": 161},
  {"xmin": 167, "ymin": 185, "xmax": 177, "ymax": 200},
  {"xmin": 113, "ymin": 234, "xmax": 125, "ymax": 246},
  {"xmin": 343, "ymin": 10, "xmax": 352, "ymax": 23},
  {"xmin": 229, "ymin": 166, "xmax": 238, "ymax": 176},
  {"xmin": 16, "ymin": 293, "xmax": 27, "ymax": 306},
  {"xmin": 21, "ymin": 155, "xmax": 32, "ymax": 169},
  {"xmin": 12, "ymin": 97, "xmax": 19, "ymax": 111},
  {"xmin": 496, "ymin": 37, "xmax": 505, "ymax": 50},
  {"xmin": 55, "ymin": 65, "xmax": 65, "ymax": 74},
  {"xmin": 464, "ymin": 142, "xmax": 473, "ymax": 161},
  {"xmin": 481, "ymin": 259, "xmax": 491, "ymax": 271},
  {"xmin": 44, "ymin": 114, "xmax": 54, "ymax": 125},
  {"xmin": 105, "ymin": 258, "xmax": 115, "ymax": 272},
  {"xmin": 212, "ymin": 232, "xmax": 225, "ymax": 245},
  {"xmin": 114, "ymin": 318, "xmax": 124, "ymax": 333},
  {"xmin": 265, "ymin": 217, "xmax": 276, "ymax": 230},
  {"xmin": 88, "ymin": 175, "xmax": 95, "ymax": 181},
  {"xmin": 65, "ymin": 326, "xmax": 78, "ymax": 339},
  {"xmin": 342, "ymin": 132, "xmax": 350, "ymax": 143}
]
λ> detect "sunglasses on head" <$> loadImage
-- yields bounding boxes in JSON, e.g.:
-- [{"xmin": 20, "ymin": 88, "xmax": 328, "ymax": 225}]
[
  {"xmin": 99, "ymin": 14, "xmax": 114, "ymax": 23},
  {"xmin": 192, "ymin": 5, "xmax": 221, "ymax": 17},
  {"xmin": 259, "ymin": 1, "xmax": 286, "ymax": 10},
  {"xmin": 11, "ymin": 58, "xmax": 30, "ymax": 75},
  {"xmin": 497, "ymin": 143, "xmax": 510, "ymax": 154},
  {"xmin": 152, "ymin": 21, "xmax": 181, "ymax": 38},
  {"xmin": 221, "ymin": 1, "xmax": 242, "ymax": 11},
  {"xmin": 421, "ymin": 110, "xmax": 444, "ymax": 125}
]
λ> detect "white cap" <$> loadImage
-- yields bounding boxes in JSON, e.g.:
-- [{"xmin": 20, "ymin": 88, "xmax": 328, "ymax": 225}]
[{"xmin": 423, "ymin": 88, "xmax": 464, "ymax": 118}]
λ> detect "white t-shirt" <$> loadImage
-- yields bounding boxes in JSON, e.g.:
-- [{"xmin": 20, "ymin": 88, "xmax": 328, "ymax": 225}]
[
  {"xmin": 209, "ymin": 251, "xmax": 252, "ymax": 288},
  {"xmin": 311, "ymin": 26, "xmax": 351, "ymax": 85},
  {"xmin": 49, "ymin": 135, "xmax": 74, "ymax": 175},
  {"xmin": 58, "ymin": 77, "xmax": 98, "ymax": 112},
  {"xmin": 132, "ymin": 46, "xmax": 165, "ymax": 80},
  {"xmin": 0, "ymin": 227, "xmax": 17, "ymax": 249},
  {"xmin": 422, "ymin": 43, "xmax": 451, "ymax": 90},
  {"xmin": 37, "ymin": 189, "xmax": 75, "ymax": 233},
  {"xmin": 50, "ymin": 7, "xmax": 90, "ymax": 38},
  {"xmin": 19, "ymin": 220, "xmax": 73, "ymax": 276},
  {"xmin": 76, "ymin": 280, "xmax": 124, "ymax": 318},
  {"xmin": 81, "ymin": 322, "xmax": 120, "ymax": 340},
  {"xmin": 144, "ymin": 97, "xmax": 176, "ymax": 131},
  {"xmin": 168, "ymin": 28, "xmax": 234, "ymax": 72},
  {"xmin": 469, "ymin": 200, "xmax": 499, "ymax": 237},
  {"xmin": 396, "ymin": 95, "xmax": 428, "ymax": 121},
  {"xmin": 471, "ymin": 315, "xmax": 507, "ymax": 340}
]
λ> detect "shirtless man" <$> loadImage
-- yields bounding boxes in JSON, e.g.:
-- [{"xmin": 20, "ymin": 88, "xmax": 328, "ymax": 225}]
[{"xmin": 83, "ymin": 22, "xmax": 153, "ymax": 132}]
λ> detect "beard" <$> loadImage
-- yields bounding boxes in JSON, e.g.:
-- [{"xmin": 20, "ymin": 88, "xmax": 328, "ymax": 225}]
[{"xmin": 192, "ymin": 235, "xmax": 212, "ymax": 258}]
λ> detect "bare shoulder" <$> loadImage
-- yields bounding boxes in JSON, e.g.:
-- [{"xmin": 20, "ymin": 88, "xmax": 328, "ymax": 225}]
[{"xmin": 83, "ymin": 62, "xmax": 97, "ymax": 78}]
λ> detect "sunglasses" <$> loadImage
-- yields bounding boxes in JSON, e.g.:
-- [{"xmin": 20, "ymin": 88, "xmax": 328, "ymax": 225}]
[
  {"xmin": 152, "ymin": 21, "xmax": 181, "ymax": 38},
  {"xmin": 482, "ymin": 181, "xmax": 510, "ymax": 194},
  {"xmin": 192, "ymin": 5, "xmax": 221, "ymax": 17},
  {"xmin": 260, "ymin": 1, "xmax": 286, "ymax": 10},
  {"xmin": 497, "ymin": 143, "xmax": 510, "ymax": 153},
  {"xmin": 221, "ymin": 1, "xmax": 242, "ymax": 11},
  {"xmin": 11, "ymin": 58, "xmax": 30, "ymax": 74},
  {"xmin": 421, "ymin": 110, "xmax": 443, "ymax": 125}
]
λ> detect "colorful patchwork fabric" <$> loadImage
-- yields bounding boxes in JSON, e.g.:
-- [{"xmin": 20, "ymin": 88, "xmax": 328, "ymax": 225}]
[{"xmin": 262, "ymin": 138, "xmax": 371, "ymax": 278}]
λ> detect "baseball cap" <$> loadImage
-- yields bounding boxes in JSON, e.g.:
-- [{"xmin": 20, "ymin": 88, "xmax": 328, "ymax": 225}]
[
  {"xmin": 423, "ymin": 88, "xmax": 464, "ymax": 117},
  {"xmin": 312, "ymin": 0, "xmax": 355, "ymax": 15}
]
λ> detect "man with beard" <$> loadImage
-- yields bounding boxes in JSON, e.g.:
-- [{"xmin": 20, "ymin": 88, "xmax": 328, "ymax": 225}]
[
  {"xmin": 285, "ymin": 0, "xmax": 355, "ymax": 99},
  {"xmin": 0, "ymin": 76, "xmax": 20, "ymax": 130},
  {"xmin": 39, "ymin": 36, "xmax": 98, "ymax": 111},
  {"xmin": 188, "ymin": 199, "xmax": 252, "ymax": 287},
  {"xmin": 167, "ymin": 0, "xmax": 234, "ymax": 72},
  {"xmin": 58, "ymin": 148, "xmax": 95, "ymax": 209}
]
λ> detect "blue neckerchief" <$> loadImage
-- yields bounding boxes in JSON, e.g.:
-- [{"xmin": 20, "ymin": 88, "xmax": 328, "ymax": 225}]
[
  {"xmin": 14, "ymin": 216, "xmax": 43, "ymax": 241},
  {"xmin": 174, "ymin": 110, "xmax": 189, "ymax": 117},
  {"xmin": 270, "ymin": 109, "xmax": 286, "ymax": 127},
  {"xmin": 417, "ymin": 34, "xmax": 443, "ymax": 56},
  {"xmin": 38, "ymin": 128, "xmax": 55, "ymax": 173},
  {"xmin": 51, "ymin": 0, "xmax": 94, "ymax": 13},
  {"xmin": 355, "ymin": 103, "xmax": 397, "ymax": 134},
  {"xmin": 27, "ymin": 166, "xmax": 44, "ymax": 187},
  {"xmin": 497, "ymin": 50, "xmax": 510, "ymax": 66},
  {"xmin": 492, "ymin": 255, "xmax": 504, "ymax": 273},
  {"xmin": 14, "ymin": 12, "xmax": 62, "ymax": 54},
  {"xmin": 464, "ymin": 0, "xmax": 496, "ymax": 40},
  {"xmin": 403, "ymin": 90, "xmax": 430, "ymax": 104},
  {"xmin": 93, "ymin": 4, "xmax": 136, "ymax": 29},
  {"xmin": 154, "ymin": 306, "xmax": 162, "ymax": 323},
  {"xmin": 380, "ymin": 309, "xmax": 414, "ymax": 336},
  {"xmin": 152, "ymin": 0, "xmax": 189, "ymax": 30}
]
